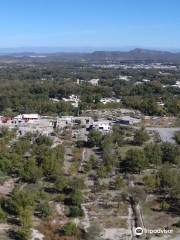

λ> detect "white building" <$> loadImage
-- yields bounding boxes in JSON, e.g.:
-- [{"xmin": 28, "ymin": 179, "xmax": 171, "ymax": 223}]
[
  {"xmin": 172, "ymin": 81, "xmax": 180, "ymax": 88},
  {"xmin": 92, "ymin": 120, "xmax": 112, "ymax": 133},
  {"xmin": 119, "ymin": 75, "xmax": 130, "ymax": 81},
  {"xmin": 62, "ymin": 95, "xmax": 80, "ymax": 108},
  {"xmin": 14, "ymin": 114, "xmax": 39, "ymax": 124},
  {"xmin": 89, "ymin": 79, "xmax": 99, "ymax": 86},
  {"xmin": 142, "ymin": 79, "xmax": 150, "ymax": 83},
  {"xmin": 100, "ymin": 97, "xmax": 121, "ymax": 105}
]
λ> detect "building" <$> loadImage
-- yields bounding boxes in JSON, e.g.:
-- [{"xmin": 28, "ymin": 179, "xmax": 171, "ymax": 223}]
[
  {"xmin": 100, "ymin": 97, "xmax": 121, "ymax": 105},
  {"xmin": 92, "ymin": 120, "xmax": 112, "ymax": 133},
  {"xmin": 14, "ymin": 114, "xmax": 39, "ymax": 124},
  {"xmin": 118, "ymin": 116, "xmax": 141, "ymax": 125},
  {"xmin": 89, "ymin": 78, "xmax": 99, "ymax": 86},
  {"xmin": 56, "ymin": 116, "xmax": 93, "ymax": 129},
  {"xmin": 62, "ymin": 95, "xmax": 80, "ymax": 108}
]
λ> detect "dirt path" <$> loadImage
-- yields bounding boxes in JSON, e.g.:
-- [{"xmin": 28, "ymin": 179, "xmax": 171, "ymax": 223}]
[{"xmin": 64, "ymin": 147, "xmax": 73, "ymax": 175}]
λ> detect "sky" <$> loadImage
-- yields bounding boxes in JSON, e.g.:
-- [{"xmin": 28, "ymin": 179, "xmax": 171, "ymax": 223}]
[{"xmin": 0, "ymin": 0, "xmax": 180, "ymax": 51}]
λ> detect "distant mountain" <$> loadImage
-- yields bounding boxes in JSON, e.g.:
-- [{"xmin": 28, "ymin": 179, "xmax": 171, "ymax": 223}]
[
  {"xmin": 0, "ymin": 48, "xmax": 180, "ymax": 63},
  {"xmin": 88, "ymin": 48, "xmax": 180, "ymax": 62}
]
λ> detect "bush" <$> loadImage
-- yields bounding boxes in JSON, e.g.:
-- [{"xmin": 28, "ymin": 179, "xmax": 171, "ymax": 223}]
[
  {"xmin": 35, "ymin": 135, "xmax": 53, "ymax": 146},
  {"xmin": 160, "ymin": 200, "xmax": 170, "ymax": 211},
  {"xmin": 0, "ymin": 207, "xmax": 7, "ymax": 223},
  {"xmin": 61, "ymin": 222, "xmax": 78, "ymax": 236},
  {"xmin": 16, "ymin": 226, "xmax": 32, "ymax": 240},
  {"xmin": 133, "ymin": 128, "xmax": 149, "ymax": 145},
  {"xmin": 69, "ymin": 206, "xmax": 84, "ymax": 217},
  {"xmin": 36, "ymin": 202, "xmax": 53, "ymax": 219},
  {"xmin": 175, "ymin": 131, "xmax": 180, "ymax": 144}
]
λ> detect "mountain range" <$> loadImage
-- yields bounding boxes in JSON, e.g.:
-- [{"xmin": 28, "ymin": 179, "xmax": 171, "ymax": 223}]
[{"xmin": 1, "ymin": 48, "xmax": 180, "ymax": 63}]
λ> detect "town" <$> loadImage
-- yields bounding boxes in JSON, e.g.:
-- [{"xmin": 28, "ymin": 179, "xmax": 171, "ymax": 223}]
[{"xmin": 0, "ymin": 52, "xmax": 180, "ymax": 240}]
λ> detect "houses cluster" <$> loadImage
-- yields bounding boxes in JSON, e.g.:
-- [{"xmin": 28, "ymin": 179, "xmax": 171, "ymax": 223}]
[
  {"xmin": 50, "ymin": 95, "xmax": 81, "ymax": 108},
  {"xmin": 0, "ymin": 111, "xmax": 142, "ymax": 139},
  {"xmin": 92, "ymin": 63, "xmax": 177, "ymax": 70}
]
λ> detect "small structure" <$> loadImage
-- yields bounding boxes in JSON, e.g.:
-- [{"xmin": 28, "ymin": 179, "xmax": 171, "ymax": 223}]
[
  {"xmin": 142, "ymin": 79, "xmax": 150, "ymax": 83},
  {"xmin": 92, "ymin": 120, "xmax": 112, "ymax": 133},
  {"xmin": 172, "ymin": 81, "xmax": 180, "ymax": 88},
  {"xmin": 89, "ymin": 78, "xmax": 99, "ymax": 86},
  {"xmin": 14, "ymin": 114, "xmax": 39, "ymax": 124},
  {"xmin": 100, "ymin": 97, "xmax": 121, "ymax": 105},
  {"xmin": 62, "ymin": 95, "xmax": 80, "ymax": 108},
  {"xmin": 56, "ymin": 116, "xmax": 93, "ymax": 129},
  {"xmin": 118, "ymin": 116, "xmax": 141, "ymax": 125}
]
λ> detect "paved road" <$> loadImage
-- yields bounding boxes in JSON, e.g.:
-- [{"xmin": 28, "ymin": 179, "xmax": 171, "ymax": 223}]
[{"xmin": 146, "ymin": 127, "xmax": 180, "ymax": 143}]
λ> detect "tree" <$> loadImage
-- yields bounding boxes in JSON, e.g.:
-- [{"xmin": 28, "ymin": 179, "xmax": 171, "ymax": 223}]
[
  {"xmin": 12, "ymin": 139, "xmax": 31, "ymax": 155},
  {"xmin": 70, "ymin": 190, "xmax": 84, "ymax": 206},
  {"xmin": 133, "ymin": 128, "xmax": 149, "ymax": 145},
  {"xmin": 17, "ymin": 226, "xmax": 32, "ymax": 240},
  {"xmin": 144, "ymin": 143, "xmax": 162, "ymax": 167},
  {"xmin": 55, "ymin": 175, "xmax": 68, "ymax": 192},
  {"xmin": 175, "ymin": 131, "xmax": 180, "ymax": 144},
  {"xmin": 114, "ymin": 176, "xmax": 125, "ymax": 190},
  {"xmin": 35, "ymin": 135, "xmax": 53, "ymax": 146},
  {"xmin": 160, "ymin": 200, "xmax": 170, "ymax": 211},
  {"xmin": 17, "ymin": 207, "xmax": 33, "ymax": 240},
  {"xmin": 88, "ymin": 131, "xmax": 103, "ymax": 147},
  {"xmin": 161, "ymin": 143, "xmax": 180, "ymax": 164},
  {"xmin": 123, "ymin": 149, "xmax": 148, "ymax": 173},
  {"xmin": 89, "ymin": 155, "xmax": 97, "ymax": 170},
  {"xmin": 5, "ymin": 189, "xmax": 35, "ymax": 215},
  {"xmin": 143, "ymin": 175, "xmax": 159, "ymax": 193},
  {"xmin": 61, "ymin": 222, "xmax": 78, "ymax": 236},
  {"xmin": 69, "ymin": 206, "xmax": 84, "ymax": 217},
  {"xmin": 97, "ymin": 166, "xmax": 110, "ymax": 178},
  {"xmin": 0, "ymin": 207, "xmax": 7, "ymax": 223},
  {"xmin": 112, "ymin": 126, "xmax": 125, "ymax": 146},
  {"xmin": 21, "ymin": 158, "xmax": 42, "ymax": 183},
  {"xmin": 36, "ymin": 202, "xmax": 53, "ymax": 219},
  {"xmin": 159, "ymin": 164, "xmax": 180, "ymax": 192},
  {"xmin": 19, "ymin": 207, "xmax": 33, "ymax": 228}
]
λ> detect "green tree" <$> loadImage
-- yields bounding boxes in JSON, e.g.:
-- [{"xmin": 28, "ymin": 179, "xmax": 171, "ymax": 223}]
[
  {"xmin": 35, "ymin": 135, "xmax": 53, "ymax": 146},
  {"xmin": 0, "ymin": 207, "xmax": 7, "ymax": 223},
  {"xmin": 36, "ymin": 202, "xmax": 53, "ymax": 219},
  {"xmin": 143, "ymin": 175, "xmax": 159, "ymax": 193},
  {"xmin": 70, "ymin": 190, "xmax": 84, "ymax": 206},
  {"xmin": 61, "ymin": 222, "xmax": 78, "ymax": 236},
  {"xmin": 133, "ymin": 128, "xmax": 149, "ymax": 145},
  {"xmin": 88, "ymin": 131, "xmax": 103, "ymax": 147},
  {"xmin": 69, "ymin": 206, "xmax": 84, "ymax": 217},
  {"xmin": 161, "ymin": 143, "xmax": 180, "ymax": 164},
  {"xmin": 144, "ymin": 143, "xmax": 162, "ymax": 167},
  {"xmin": 55, "ymin": 175, "xmax": 68, "ymax": 192},
  {"xmin": 115, "ymin": 176, "xmax": 125, "ymax": 190},
  {"xmin": 21, "ymin": 158, "xmax": 42, "ymax": 183},
  {"xmin": 175, "ymin": 131, "xmax": 180, "ymax": 144},
  {"xmin": 17, "ymin": 207, "xmax": 33, "ymax": 240},
  {"xmin": 123, "ymin": 149, "xmax": 148, "ymax": 173}
]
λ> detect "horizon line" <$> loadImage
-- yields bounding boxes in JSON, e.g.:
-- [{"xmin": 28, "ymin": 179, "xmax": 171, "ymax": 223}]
[{"xmin": 0, "ymin": 46, "xmax": 180, "ymax": 54}]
